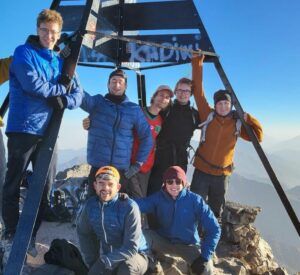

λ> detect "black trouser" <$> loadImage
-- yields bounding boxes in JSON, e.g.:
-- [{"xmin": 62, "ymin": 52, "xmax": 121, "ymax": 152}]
[
  {"xmin": 2, "ymin": 133, "xmax": 56, "ymax": 238},
  {"xmin": 191, "ymin": 169, "xmax": 229, "ymax": 219}
]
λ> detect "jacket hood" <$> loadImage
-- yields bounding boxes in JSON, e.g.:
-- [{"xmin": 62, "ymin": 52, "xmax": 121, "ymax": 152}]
[{"xmin": 26, "ymin": 35, "xmax": 60, "ymax": 52}]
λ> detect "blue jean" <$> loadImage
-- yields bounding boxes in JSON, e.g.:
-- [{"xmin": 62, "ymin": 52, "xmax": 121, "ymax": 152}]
[{"xmin": 191, "ymin": 169, "xmax": 229, "ymax": 218}]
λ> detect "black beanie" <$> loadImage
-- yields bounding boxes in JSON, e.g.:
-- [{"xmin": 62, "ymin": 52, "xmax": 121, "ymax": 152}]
[
  {"xmin": 213, "ymin": 89, "xmax": 231, "ymax": 105},
  {"xmin": 108, "ymin": 69, "xmax": 127, "ymax": 83}
]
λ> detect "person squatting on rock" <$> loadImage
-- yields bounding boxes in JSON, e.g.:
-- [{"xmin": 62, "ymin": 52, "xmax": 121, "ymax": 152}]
[
  {"xmin": 80, "ymin": 69, "xmax": 153, "ymax": 197},
  {"xmin": 1, "ymin": 9, "xmax": 83, "ymax": 256},
  {"xmin": 76, "ymin": 166, "xmax": 149, "ymax": 275},
  {"xmin": 147, "ymin": 77, "xmax": 200, "ymax": 195},
  {"xmin": 135, "ymin": 166, "xmax": 221, "ymax": 275},
  {"xmin": 191, "ymin": 54, "xmax": 263, "ymax": 219}
]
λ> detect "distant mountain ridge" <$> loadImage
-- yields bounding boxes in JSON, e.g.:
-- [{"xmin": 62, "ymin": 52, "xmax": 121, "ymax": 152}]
[{"xmin": 57, "ymin": 148, "xmax": 86, "ymax": 171}]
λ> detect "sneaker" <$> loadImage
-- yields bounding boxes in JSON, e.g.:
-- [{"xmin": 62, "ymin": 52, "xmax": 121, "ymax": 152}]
[{"xmin": 27, "ymin": 237, "xmax": 38, "ymax": 258}]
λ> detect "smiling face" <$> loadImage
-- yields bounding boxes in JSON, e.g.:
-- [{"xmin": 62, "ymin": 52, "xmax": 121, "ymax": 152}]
[
  {"xmin": 152, "ymin": 90, "xmax": 171, "ymax": 110},
  {"xmin": 215, "ymin": 100, "xmax": 232, "ymax": 117},
  {"xmin": 93, "ymin": 177, "xmax": 121, "ymax": 202},
  {"xmin": 37, "ymin": 22, "xmax": 61, "ymax": 50},
  {"xmin": 108, "ymin": 75, "xmax": 127, "ymax": 96},
  {"xmin": 175, "ymin": 83, "xmax": 192, "ymax": 105},
  {"xmin": 164, "ymin": 179, "xmax": 184, "ymax": 199}
]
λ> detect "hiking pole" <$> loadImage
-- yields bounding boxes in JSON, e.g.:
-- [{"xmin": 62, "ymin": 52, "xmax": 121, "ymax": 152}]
[
  {"xmin": 214, "ymin": 59, "xmax": 300, "ymax": 237},
  {"xmin": 85, "ymin": 30, "xmax": 219, "ymax": 58}
]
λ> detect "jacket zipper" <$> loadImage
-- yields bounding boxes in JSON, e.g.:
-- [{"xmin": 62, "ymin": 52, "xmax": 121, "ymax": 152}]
[
  {"xmin": 101, "ymin": 202, "xmax": 108, "ymax": 244},
  {"xmin": 110, "ymin": 105, "xmax": 120, "ymax": 164}
]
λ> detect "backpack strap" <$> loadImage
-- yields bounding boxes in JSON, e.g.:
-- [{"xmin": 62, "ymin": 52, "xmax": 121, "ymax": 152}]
[
  {"xmin": 199, "ymin": 111, "xmax": 215, "ymax": 144},
  {"xmin": 235, "ymin": 118, "xmax": 242, "ymax": 137},
  {"xmin": 190, "ymin": 106, "xmax": 197, "ymax": 126},
  {"xmin": 200, "ymin": 111, "xmax": 242, "ymax": 143},
  {"xmin": 232, "ymin": 110, "xmax": 242, "ymax": 138}
]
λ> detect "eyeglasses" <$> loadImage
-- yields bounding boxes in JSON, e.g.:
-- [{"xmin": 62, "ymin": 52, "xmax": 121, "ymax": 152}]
[
  {"xmin": 39, "ymin": 27, "xmax": 61, "ymax": 36},
  {"xmin": 175, "ymin": 89, "xmax": 191, "ymax": 94},
  {"xmin": 165, "ymin": 179, "xmax": 182, "ymax": 185}
]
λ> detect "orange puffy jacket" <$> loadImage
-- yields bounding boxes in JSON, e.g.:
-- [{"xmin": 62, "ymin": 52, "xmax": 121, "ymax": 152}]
[{"xmin": 192, "ymin": 56, "xmax": 263, "ymax": 176}]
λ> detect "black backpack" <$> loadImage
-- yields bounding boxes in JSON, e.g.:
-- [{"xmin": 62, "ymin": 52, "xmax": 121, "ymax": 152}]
[{"xmin": 44, "ymin": 239, "xmax": 88, "ymax": 275}]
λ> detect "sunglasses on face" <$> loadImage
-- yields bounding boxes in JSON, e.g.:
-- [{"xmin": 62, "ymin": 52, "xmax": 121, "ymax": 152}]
[{"xmin": 165, "ymin": 179, "xmax": 182, "ymax": 185}]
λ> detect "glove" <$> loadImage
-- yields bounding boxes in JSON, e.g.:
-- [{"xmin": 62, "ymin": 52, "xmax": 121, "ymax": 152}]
[
  {"xmin": 57, "ymin": 32, "xmax": 73, "ymax": 45},
  {"xmin": 47, "ymin": 96, "xmax": 68, "ymax": 110},
  {"xmin": 124, "ymin": 162, "xmax": 141, "ymax": 179},
  {"xmin": 58, "ymin": 74, "xmax": 72, "ymax": 90},
  {"xmin": 60, "ymin": 44, "xmax": 71, "ymax": 59},
  {"xmin": 191, "ymin": 256, "xmax": 208, "ymax": 275}
]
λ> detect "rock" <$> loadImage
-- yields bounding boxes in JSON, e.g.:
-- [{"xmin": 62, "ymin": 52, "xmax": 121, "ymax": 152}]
[
  {"xmin": 223, "ymin": 201, "xmax": 261, "ymax": 225},
  {"xmin": 55, "ymin": 164, "xmax": 90, "ymax": 180},
  {"xmin": 217, "ymin": 201, "xmax": 289, "ymax": 275},
  {"xmin": 158, "ymin": 254, "xmax": 189, "ymax": 275},
  {"xmin": 214, "ymin": 257, "xmax": 247, "ymax": 275}
]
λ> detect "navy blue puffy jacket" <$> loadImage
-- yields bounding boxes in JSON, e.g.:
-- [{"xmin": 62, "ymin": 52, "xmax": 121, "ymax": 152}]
[{"xmin": 81, "ymin": 92, "xmax": 152, "ymax": 169}]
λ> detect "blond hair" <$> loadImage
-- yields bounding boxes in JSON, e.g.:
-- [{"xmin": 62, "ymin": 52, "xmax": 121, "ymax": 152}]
[{"xmin": 37, "ymin": 9, "xmax": 63, "ymax": 30}]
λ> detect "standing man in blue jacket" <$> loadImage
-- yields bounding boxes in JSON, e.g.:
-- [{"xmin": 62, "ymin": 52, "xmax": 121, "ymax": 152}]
[
  {"xmin": 135, "ymin": 166, "xmax": 221, "ymax": 275},
  {"xmin": 80, "ymin": 69, "xmax": 152, "ymax": 196},
  {"xmin": 77, "ymin": 166, "xmax": 149, "ymax": 275},
  {"xmin": 2, "ymin": 9, "xmax": 82, "ymax": 254}
]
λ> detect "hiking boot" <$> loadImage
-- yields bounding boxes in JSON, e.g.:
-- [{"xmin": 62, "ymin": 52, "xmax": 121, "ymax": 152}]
[{"xmin": 27, "ymin": 237, "xmax": 38, "ymax": 257}]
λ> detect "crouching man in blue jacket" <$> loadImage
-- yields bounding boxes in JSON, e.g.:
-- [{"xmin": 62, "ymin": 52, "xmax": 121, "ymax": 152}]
[
  {"xmin": 77, "ymin": 166, "xmax": 149, "ymax": 275},
  {"xmin": 135, "ymin": 166, "xmax": 221, "ymax": 275}
]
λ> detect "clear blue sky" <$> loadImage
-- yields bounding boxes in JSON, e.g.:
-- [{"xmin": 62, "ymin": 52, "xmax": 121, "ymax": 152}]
[{"xmin": 0, "ymin": 0, "xmax": 299, "ymax": 149}]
